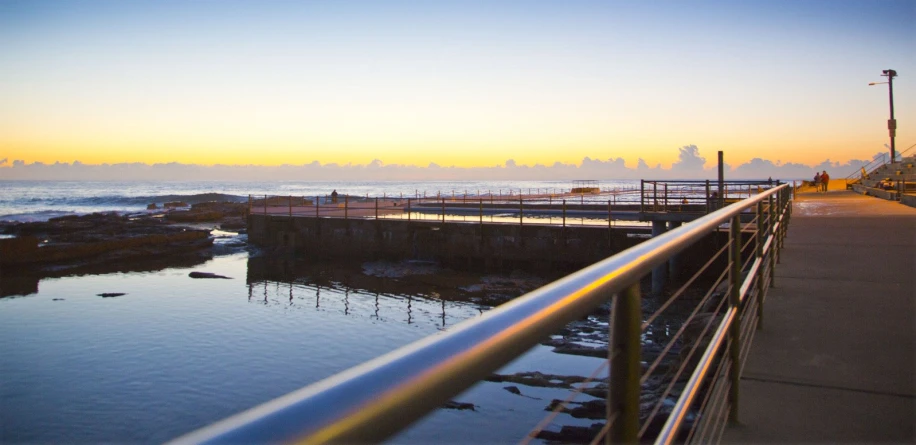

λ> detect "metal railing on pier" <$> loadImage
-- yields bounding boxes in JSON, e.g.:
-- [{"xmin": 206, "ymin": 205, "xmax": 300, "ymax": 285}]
[
  {"xmin": 178, "ymin": 184, "xmax": 792, "ymax": 444},
  {"xmin": 639, "ymin": 179, "xmax": 778, "ymax": 213},
  {"xmin": 248, "ymin": 186, "xmax": 647, "ymax": 229}
]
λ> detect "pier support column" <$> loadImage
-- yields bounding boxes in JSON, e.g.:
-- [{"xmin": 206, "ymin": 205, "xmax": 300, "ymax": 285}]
[
  {"xmin": 651, "ymin": 220, "xmax": 668, "ymax": 294},
  {"xmin": 667, "ymin": 221, "xmax": 683, "ymax": 281}
]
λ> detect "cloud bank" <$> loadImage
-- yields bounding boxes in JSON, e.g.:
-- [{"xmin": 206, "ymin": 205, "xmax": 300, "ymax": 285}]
[{"xmin": 0, "ymin": 146, "xmax": 886, "ymax": 182}]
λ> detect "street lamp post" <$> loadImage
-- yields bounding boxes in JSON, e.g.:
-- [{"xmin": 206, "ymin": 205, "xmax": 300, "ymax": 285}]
[{"xmin": 869, "ymin": 69, "xmax": 897, "ymax": 163}]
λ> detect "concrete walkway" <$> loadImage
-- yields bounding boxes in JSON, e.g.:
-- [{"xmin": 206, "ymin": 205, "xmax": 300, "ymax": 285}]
[{"xmin": 724, "ymin": 190, "xmax": 916, "ymax": 443}]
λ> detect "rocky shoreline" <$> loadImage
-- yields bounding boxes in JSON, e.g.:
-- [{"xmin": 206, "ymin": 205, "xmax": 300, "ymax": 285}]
[{"xmin": 0, "ymin": 201, "xmax": 250, "ymax": 297}]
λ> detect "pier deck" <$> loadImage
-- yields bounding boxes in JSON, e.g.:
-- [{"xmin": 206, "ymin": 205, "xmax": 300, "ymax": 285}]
[{"xmin": 724, "ymin": 190, "xmax": 916, "ymax": 443}]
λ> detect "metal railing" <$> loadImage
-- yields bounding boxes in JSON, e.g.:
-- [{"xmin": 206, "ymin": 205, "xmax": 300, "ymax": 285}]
[
  {"xmin": 639, "ymin": 180, "xmax": 777, "ymax": 214},
  {"xmin": 176, "ymin": 184, "xmax": 792, "ymax": 445},
  {"xmin": 845, "ymin": 142, "xmax": 916, "ymax": 185},
  {"xmin": 248, "ymin": 187, "xmax": 648, "ymax": 229}
]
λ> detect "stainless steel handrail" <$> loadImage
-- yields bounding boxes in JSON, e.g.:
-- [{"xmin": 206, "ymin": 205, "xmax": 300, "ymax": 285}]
[{"xmin": 173, "ymin": 184, "xmax": 790, "ymax": 445}]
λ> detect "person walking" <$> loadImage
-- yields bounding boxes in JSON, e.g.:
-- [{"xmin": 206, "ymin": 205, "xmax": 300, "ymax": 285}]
[
  {"xmin": 813, "ymin": 172, "xmax": 821, "ymax": 192},
  {"xmin": 821, "ymin": 170, "xmax": 830, "ymax": 192}
]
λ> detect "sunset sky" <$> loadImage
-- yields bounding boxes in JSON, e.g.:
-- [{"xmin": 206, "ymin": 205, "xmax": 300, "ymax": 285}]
[{"xmin": 1, "ymin": 0, "xmax": 913, "ymax": 170}]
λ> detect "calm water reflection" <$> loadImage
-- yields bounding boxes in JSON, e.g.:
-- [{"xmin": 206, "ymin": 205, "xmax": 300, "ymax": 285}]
[{"xmin": 0, "ymin": 252, "xmax": 605, "ymax": 443}]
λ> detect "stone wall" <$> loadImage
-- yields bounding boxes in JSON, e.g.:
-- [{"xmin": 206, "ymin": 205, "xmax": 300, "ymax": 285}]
[{"xmin": 248, "ymin": 215, "xmax": 723, "ymax": 275}]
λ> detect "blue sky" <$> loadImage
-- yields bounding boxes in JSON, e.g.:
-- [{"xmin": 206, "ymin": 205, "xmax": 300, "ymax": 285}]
[{"xmin": 1, "ymin": 0, "xmax": 913, "ymax": 171}]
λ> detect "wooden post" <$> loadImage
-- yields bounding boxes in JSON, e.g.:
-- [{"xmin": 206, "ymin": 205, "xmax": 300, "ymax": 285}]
[
  {"xmin": 562, "ymin": 200, "xmax": 567, "ymax": 228},
  {"xmin": 289, "ymin": 195, "xmax": 292, "ymax": 217},
  {"xmin": 344, "ymin": 195, "xmax": 348, "ymax": 220},
  {"xmin": 264, "ymin": 194, "xmax": 267, "ymax": 215},
  {"xmin": 375, "ymin": 197, "xmax": 379, "ymax": 220}
]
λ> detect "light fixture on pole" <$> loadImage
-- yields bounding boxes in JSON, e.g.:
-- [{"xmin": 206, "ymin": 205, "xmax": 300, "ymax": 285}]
[{"xmin": 869, "ymin": 69, "xmax": 897, "ymax": 163}]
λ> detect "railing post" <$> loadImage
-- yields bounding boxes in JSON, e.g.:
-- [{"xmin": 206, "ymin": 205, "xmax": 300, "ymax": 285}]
[
  {"xmin": 775, "ymin": 192, "xmax": 782, "ymax": 264},
  {"xmin": 756, "ymin": 201, "xmax": 764, "ymax": 329},
  {"xmin": 441, "ymin": 197, "xmax": 445, "ymax": 222},
  {"xmin": 375, "ymin": 197, "xmax": 379, "ymax": 220},
  {"xmin": 519, "ymin": 197, "xmax": 523, "ymax": 227},
  {"xmin": 479, "ymin": 197, "xmax": 483, "ymax": 225},
  {"xmin": 640, "ymin": 180, "xmax": 645, "ymax": 213},
  {"xmin": 663, "ymin": 183, "xmax": 668, "ymax": 212},
  {"xmin": 608, "ymin": 282, "xmax": 641, "ymax": 444},
  {"xmin": 289, "ymin": 195, "xmax": 292, "ymax": 217},
  {"xmin": 728, "ymin": 214, "xmax": 742, "ymax": 423},
  {"xmin": 705, "ymin": 180, "xmax": 710, "ymax": 214},
  {"xmin": 344, "ymin": 195, "xmax": 349, "ymax": 220},
  {"xmin": 248, "ymin": 194, "xmax": 252, "ymax": 214},
  {"xmin": 562, "ymin": 199, "xmax": 567, "ymax": 228},
  {"xmin": 653, "ymin": 182, "xmax": 658, "ymax": 211},
  {"xmin": 407, "ymin": 198, "xmax": 411, "ymax": 222},
  {"xmin": 768, "ymin": 193, "xmax": 775, "ymax": 287},
  {"xmin": 315, "ymin": 196, "xmax": 319, "ymax": 218},
  {"xmin": 608, "ymin": 200, "xmax": 612, "ymax": 248},
  {"xmin": 264, "ymin": 194, "xmax": 267, "ymax": 215}
]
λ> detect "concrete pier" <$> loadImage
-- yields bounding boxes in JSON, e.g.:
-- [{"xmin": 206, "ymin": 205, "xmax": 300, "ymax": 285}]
[{"xmin": 724, "ymin": 190, "xmax": 916, "ymax": 443}]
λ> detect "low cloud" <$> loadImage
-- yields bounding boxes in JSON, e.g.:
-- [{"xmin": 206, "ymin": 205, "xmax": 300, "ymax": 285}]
[{"xmin": 0, "ymin": 146, "xmax": 888, "ymax": 181}]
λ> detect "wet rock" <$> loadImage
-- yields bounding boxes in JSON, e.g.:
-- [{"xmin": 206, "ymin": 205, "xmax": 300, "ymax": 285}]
[
  {"xmin": 486, "ymin": 371, "xmax": 591, "ymax": 389},
  {"xmin": 189, "ymin": 272, "xmax": 232, "ymax": 279},
  {"xmin": 443, "ymin": 401, "xmax": 476, "ymax": 411},
  {"xmin": 52, "ymin": 298, "xmax": 65, "ymax": 301},
  {"xmin": 164, "ymin": 201, "xmax": 189, "ymax": 208},
  {"xmin": 220, "ymin": 217, "xmax": 247, "ymax": 230},
  {"xmin": 167, "ymin": 211, "xmax": 223, "ymax": 222},
  {"xmin": 545, "ymin": 399, "xmax": 606, "ymax": 419},
  {"xmin": 504, "ymin": 385, "xmax": 521, "ymax": 395},
  {"xmin": 536, "ymin": 423, "xmax": 605, "ymax": 443},
  {"xmin": 147, "ymin": 203, "xmax": 158, "ymax": 210},
  {"xmin": 97, "ymin": 293, "xmax": 126, "ymax": 298},
  {"xmin": 0, "ymin": 213, "xmax": 212, "ymax": 268}
]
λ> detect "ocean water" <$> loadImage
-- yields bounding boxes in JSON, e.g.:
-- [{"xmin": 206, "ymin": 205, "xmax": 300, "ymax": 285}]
[
  {"xmin": 0, "ymin": 179, "xmax": 642, "ymax": 223},
  {"xmin": 0, "ymin": 179, "xmax": 618, "ymax": 443}
]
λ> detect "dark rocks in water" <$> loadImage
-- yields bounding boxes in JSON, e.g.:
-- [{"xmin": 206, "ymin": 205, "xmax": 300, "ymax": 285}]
[
  {"xmin": 189, "ymin": 272, "xmax": 232, "ymax": 279},
  {"xmin": 536, "ymin": 423, "xmax": 605, "ymax": 443},
  {"xmin": 443, "ymin": 401, "xmax": 476, "ymax": 411},
  {"xmin": 97, "ymin": 293, "xmax": 126, "ymax": 298},
  {"xmin": 164, "ymin": 201, "xmax": 189, "ymax": 208},
  {"xmin": 167, "ymin": 202, "xmax": 248, "ymax": 223},
  {"xmin": 0, "ymin": 213, "xmax": 212, "ymax": 268},
  {"xmin": 545, "ymin": 399, "xmax": 606, "ymax": 420},
  {"xmin": 219, "ymin": 217, "xmax": 247, "ymax": 231},
  {"xmin": 486, "ymin": 371, "xmax": 591, "ymax": 389},
  {"xmin": 167, "ymin": 210, "xmax": 223, "ymax": 222},
  {"xmin": 504, "ymin": 385, "xmax": 521, "ymax": 395},
  {"xmin": 147, "ymin": 203, "xmax": 158, "ymax": 210},
  {"xmin": 52, "ymin": 298, "xmax": 65, "ymax": 301}
]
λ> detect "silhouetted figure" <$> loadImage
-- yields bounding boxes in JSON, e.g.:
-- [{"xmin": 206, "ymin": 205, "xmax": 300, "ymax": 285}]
[
  {"xmin": 820, "ymin": 170, "xmax": 830, "ymax": 192},
  {"xmin": 331, "ymin": 189, "xmax": 338, "ymax": 204}
]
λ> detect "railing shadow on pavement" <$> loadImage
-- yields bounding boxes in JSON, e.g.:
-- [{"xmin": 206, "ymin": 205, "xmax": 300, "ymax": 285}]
[{"xmin": 172, "ymin": 184, "xmax": 793, "ymax": 445}]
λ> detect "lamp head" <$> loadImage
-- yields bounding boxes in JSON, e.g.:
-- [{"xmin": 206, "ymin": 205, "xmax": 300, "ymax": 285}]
[{"xmin": 882, "ymin": 69, "xmax": 897, "ymax": 77}]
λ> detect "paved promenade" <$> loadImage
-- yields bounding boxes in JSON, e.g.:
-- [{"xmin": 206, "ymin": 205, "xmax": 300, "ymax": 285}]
[{"xmin": 724, "ymin": 190, "xmax": 916, "ymax": 443}]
